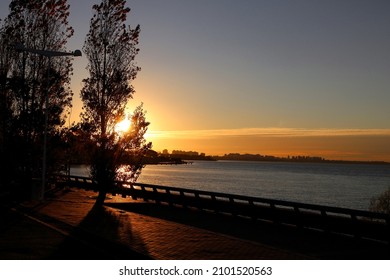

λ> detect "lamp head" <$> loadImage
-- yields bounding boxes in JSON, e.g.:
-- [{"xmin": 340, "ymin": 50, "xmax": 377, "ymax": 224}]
[{"xmin": 73, "ymin": 49, "xmax": 82, "ymax": 57}]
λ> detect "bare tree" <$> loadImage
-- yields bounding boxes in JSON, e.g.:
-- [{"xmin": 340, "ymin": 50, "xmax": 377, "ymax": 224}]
[{"xmin": 80, "ymin": 0, "xmax": 150, "ymax": 206}]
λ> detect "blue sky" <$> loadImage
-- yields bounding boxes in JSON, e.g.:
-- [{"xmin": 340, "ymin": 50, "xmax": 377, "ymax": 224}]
[
  {"xmin": 127, "ymin": 0, "xmax": 390, "ymax": 130},
  {"xmin": 1, "ymin": 0, "xmax": 390, "ymax": 159}
]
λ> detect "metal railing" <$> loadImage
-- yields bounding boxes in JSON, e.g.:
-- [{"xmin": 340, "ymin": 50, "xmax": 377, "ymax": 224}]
[{"xmin": 54, "ymin": 174, "xmax": 390, "ymax": 243}]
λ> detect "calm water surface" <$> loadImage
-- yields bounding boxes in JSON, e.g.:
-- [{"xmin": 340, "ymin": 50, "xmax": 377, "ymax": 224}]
[{"xmin": 70, "ymin": 160, "xmax": 390, "ymax": 210}]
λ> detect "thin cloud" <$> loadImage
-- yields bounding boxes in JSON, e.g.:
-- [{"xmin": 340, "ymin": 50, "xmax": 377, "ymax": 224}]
[{"xmin": 147, "ymin": 128, "xmax": 390, "ymax": 139}]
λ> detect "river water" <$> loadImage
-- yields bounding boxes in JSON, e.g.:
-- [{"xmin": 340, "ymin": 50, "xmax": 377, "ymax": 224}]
[{"xmin": 70, "ymin": 160, "xmax": 390, "ymax": 211}]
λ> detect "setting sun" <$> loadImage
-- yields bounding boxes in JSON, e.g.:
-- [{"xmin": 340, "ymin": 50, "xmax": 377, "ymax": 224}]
[{"xmin": 115, "ymin": 118, "xmax": 131, "ymax": 134}]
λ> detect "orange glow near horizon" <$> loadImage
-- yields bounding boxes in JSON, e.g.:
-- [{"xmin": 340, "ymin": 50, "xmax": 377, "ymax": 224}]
[
  {"xmin": 69, "ymin": 95, "xmax": 390, "ymax": 162},
  {"xmin": 144, "ymin": 128, "xmax": 390, "ymax": 162}
]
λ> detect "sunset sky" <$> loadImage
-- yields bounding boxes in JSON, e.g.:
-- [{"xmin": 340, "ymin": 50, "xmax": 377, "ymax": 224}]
[{"xmin": 1, "ymin": 0, "xmax": 390, "ymax": 161}]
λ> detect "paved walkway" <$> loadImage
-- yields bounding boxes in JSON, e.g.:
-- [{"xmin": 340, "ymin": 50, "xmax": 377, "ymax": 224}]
[
  {"xmin": 1, "ymin": 188, "xmax": 388, "ymax": 260},
  {"xmin": 1, "ymin": 189, "xmax": 308, "ymax": 260}
]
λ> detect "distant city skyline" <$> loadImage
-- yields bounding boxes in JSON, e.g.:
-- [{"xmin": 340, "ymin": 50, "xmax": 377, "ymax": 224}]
[{"xmin": 1, "ymin": 0, "xmax": 390, "ymax": 161}]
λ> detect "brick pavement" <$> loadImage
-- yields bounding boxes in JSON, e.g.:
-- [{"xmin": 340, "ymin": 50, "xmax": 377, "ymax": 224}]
[{"xmin": 3, "ymin": 189, "xmax": 308, "ymax": 259}]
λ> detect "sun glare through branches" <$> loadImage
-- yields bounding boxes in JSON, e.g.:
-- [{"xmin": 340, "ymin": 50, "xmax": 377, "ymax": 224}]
[{"xmin": 115, "ymin": 117, "xmax": 131, "ymax": 134}]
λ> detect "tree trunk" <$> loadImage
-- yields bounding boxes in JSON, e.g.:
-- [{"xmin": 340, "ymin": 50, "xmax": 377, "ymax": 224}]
[{"xmin": 95, "ymin": 186, "xmax": 107, "ymax": 207}]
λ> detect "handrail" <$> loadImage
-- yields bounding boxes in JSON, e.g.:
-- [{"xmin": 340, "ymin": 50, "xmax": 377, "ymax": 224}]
[
  {"xmin": 53, "ymin": 174, "xmax": 390, "ymax": 243},
  {"xmin": 130, "ymin": 182, "xmax": 388, "ymax": 219}
]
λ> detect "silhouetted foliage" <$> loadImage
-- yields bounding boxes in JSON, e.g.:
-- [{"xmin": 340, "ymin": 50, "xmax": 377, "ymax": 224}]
[
  {"xmin": 0, "ymin": 0, "xmax": 74, "ymax": 195},
  {"xmin": 80, "ymin": 0, "xmax": 150, "ymax": 206},
  {"xmin": 115, "ymin": 105, "xmax": 152, "ymax": 183},
  {"xmin": 369, "ymin": 188, "xmax": 390, "ymax": 214},
  {"xmin": 81, "ymin": 0, "xmax": 140, "ymax": 136}
]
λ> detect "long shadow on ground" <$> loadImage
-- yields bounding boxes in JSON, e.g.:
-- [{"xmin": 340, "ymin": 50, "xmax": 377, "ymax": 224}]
[
  {"xmin": 105, "ymin": 201, "xmax": 389, "ymax": 260},
  {"xmin": 50, "ymin": 205, "xmax": 152, "ymax": 260}
]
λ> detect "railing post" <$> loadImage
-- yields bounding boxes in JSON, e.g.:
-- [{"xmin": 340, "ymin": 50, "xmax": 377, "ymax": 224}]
[
  {"xmin": 351, "ymin": 214, "xmax": 361, "ymax": 239},
  {"xmin": 211, "ymin": 195, "xmax": 218, "ymax": 213},
  {"xmin": 154, "ymin": 187, "xmax": 160, "ymax": 205},
  {"xmin": 270, "ymin": 202, "xmax": 278, "ymax": 224},
  {"xmin": 129, "ymin": 184, "xmax": 136, "ymax": 200},
  {"xmin": 120, "ymin": 183, "xmax": 127, "ymax": 198},
  {"xmin": 249, "ymin": 200, "xmax": 256, "ymax": 221},
  {"xmin": 139, "ymin": 186, "xmax": 145, "ymax": 202},
  {"xmin": 294, "ymin": 206, "xmax": 303, "ymax": 229},
  {"xmin": 229, "ymin": 196, "xmax": 236, "ymax": 217},
  {"xmin": 166, "ymin": 189, "xmax": 173, "ymax": 207},
  {"xmin": 195, "ymin": 193, "xmax": 202, "ymax": 211},
  {"xmin": 320, "ymin": 210, "xmax": 330, "ymax": 234},
  {"xmin": 180, "ymin": 190, "xmax": 187, "ymax": 209}
]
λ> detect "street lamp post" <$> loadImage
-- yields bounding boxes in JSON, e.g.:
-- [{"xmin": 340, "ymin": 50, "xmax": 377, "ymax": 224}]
[{"xmin": 15, "ymin": 44, "xmax": 81, "ymax": 201}]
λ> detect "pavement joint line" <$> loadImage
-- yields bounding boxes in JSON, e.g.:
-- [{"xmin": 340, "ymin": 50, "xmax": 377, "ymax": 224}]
[
  {"xmin": 8, "ymin": 206, "xmax": 118, "ymax": 257},
  {"xmin": 10, "ymin": 207, "xmax": 70, "ymax": 237}
]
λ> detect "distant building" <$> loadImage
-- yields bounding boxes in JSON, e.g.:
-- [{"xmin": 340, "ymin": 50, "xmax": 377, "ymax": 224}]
[{"xmin": 172, "ymin": 150, "xmax": 199, "ymax": 157}]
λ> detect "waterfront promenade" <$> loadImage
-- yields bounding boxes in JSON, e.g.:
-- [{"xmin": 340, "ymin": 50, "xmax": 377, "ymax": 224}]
[{"xmin": 0, "ymin": 188, "xmax": 388, "ymax": 260}]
